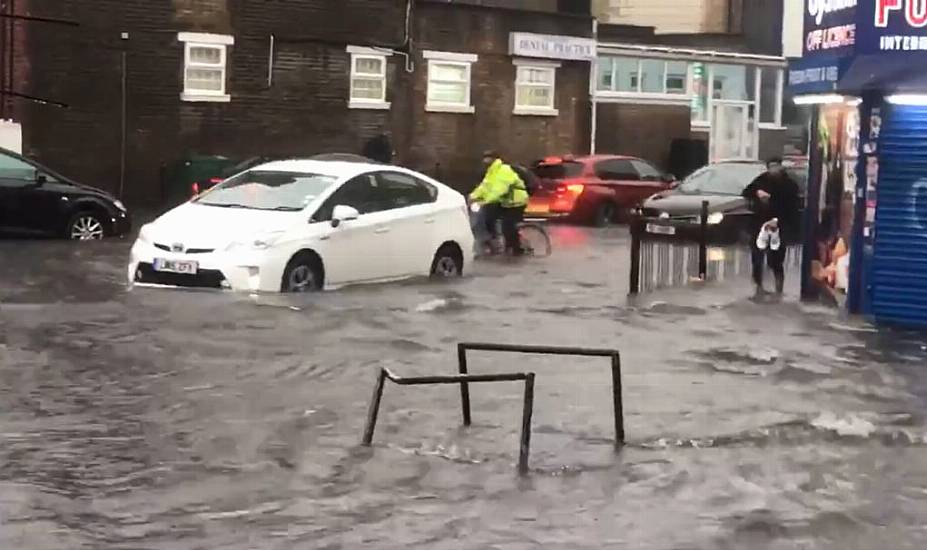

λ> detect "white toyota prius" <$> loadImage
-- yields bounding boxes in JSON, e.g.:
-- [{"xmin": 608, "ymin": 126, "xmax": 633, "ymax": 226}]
[{"xmin": 128, "ymin": 160, "xmax": 474, "ymax": 292}]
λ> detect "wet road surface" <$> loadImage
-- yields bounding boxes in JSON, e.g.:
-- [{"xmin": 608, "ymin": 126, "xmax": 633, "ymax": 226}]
[{"xmin": 3, "ymin": 227, "xmax": 927, "ymax": 549}]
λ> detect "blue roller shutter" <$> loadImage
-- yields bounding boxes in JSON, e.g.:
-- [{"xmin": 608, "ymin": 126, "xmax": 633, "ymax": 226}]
[{"xmin": 871, "ymin": 104, "xmax": 927, "ymax": 326}]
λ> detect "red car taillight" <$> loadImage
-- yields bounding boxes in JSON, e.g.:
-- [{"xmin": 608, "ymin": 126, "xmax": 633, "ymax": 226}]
[
  {"xmin": 191, "ymin": 182, "xmax": 200, "ymax": 196},
  {"xmin": 551, "ymin": 181, "xmax": 585, "ymax": 213},
  {"xmin": 209, "ymin": 177, "xmax": 223, "ymax": 184}
]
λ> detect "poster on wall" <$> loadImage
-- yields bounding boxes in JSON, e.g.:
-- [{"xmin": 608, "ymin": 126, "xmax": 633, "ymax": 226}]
[{"xmin": 809, "ymin": 103, "xmax": 859, "ymax": 304}]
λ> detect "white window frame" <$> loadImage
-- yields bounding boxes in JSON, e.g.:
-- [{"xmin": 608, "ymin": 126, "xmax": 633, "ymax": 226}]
[
  {"xmin": 178, "ymin": 32, "xmax": 234, "ymax": 103},
  {"xmin": 595, "ymin": 56, "xmax": 694, "ymax": 106},
  {"xmin": 347, "ymin": 46, "xmax": 392, "ymax": 110},
  {"xmin": 757, "ymin": 67, "xmax": 784, "ymax": 129},
  {"xmin": 424, "ymin": 50, "xmax": 478, "ymax": 114},
  {"xmin": 513, "ymin": 59, "xmax": 559, "ymax": 116}
]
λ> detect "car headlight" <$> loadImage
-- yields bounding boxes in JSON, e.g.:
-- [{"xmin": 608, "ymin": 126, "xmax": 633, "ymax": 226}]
[
  {"xmin": 113, "ymin": 199, "xmax": 127, "ymax": 213},
  {"xmin": 226, "ymin": 230, "xmax": 286, "ymax": 252},
  {"xmin": 706, "ymin": 212, "xmax": 725, "ymax": 225}
]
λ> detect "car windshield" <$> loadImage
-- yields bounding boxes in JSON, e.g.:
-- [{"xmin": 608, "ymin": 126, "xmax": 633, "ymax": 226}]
[
  {"xmin": 533, "ymin": 161, "xmax": 584, "ymax": 180},
  {"xmin": 194, "ymin": 170, "xmax": 337, "ymax": 211},
  {"xmin": 677, "ymin": 163, "xmax": 765, "ymax": 196}
]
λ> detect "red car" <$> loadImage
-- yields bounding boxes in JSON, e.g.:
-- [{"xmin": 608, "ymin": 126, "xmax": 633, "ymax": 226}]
[{"xmin": 526, "ymin": 155, "xmax": 676, "ymax": 226}]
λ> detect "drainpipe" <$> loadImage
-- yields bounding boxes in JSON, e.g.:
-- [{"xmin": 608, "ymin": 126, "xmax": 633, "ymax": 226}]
[
  {"xmin": 590, "ymin": 18, "xmax": 598, "ymax": 155},
  {"xmin": 119, "ymin": 32, "xmax": 128, "ymax": 200}
]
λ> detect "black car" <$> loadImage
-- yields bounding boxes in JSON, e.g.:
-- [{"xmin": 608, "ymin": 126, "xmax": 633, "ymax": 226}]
[
  {"xmin": 637, "ymin": 160, "xmax": 807, "ymax": 244},
  {"xmin": 0, "ymin": 147, "xmax": 131, "ymax": 239}
]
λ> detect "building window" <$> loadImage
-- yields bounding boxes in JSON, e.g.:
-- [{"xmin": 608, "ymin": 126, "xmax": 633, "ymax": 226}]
[
  {"xmin": 347, "ymin": 46, "xmax": 391, "ymax": 110},
  {"xmin": 513, "ymin": 60, "xmax": 559, "ymax": 116},
  {"xmin": 424, "ymin": 50, "xmax": 478, "ymax": 114},
  {"xmin": 596, "ymin": 56, "xmax": 691, "ymax": 98},
  {"xmin": 178, "ymin": 32, "xmax": 234, "ymax": 103},
  {"xmin": 759, "ymin": 67, "xmax": 783, "ymax": 127}
]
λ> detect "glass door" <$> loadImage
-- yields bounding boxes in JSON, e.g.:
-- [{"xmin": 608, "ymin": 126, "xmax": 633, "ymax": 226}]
[{"xmin": 711, "ymin": 102, "xmax": 755, "ymax": 161}]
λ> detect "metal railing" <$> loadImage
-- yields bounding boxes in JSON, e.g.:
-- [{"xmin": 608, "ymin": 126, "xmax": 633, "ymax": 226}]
[
  {"xmin": 362, "ymin": 367, "xmax": 536, "ymax": 474},
  {"xmin": 361, "ymin": 343, "xmax": 625, "ymax": 475},
  {"xmin": 458, "ymin": 343, "xmax": 625, "ymax": 446}
]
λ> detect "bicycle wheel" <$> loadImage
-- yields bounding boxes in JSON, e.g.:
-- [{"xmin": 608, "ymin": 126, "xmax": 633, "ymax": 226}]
[{"xmin": 519, "ymin": 223, "xmax": 552, "ymax": 258}]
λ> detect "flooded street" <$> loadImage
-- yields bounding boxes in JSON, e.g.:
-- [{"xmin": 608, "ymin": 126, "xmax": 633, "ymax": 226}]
[{"xmin": 3, "ymin": 226, "xmax": 927, "ymax": 549}]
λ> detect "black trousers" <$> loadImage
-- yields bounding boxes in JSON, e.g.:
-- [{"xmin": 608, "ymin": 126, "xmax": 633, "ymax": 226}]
[
  {"xmin": 751, "ymin": 242, "xmax": 785, "ymax": 288},
  {"xmin": 501, "ymin": 205, "xmax": 526, "ymax": 254}
]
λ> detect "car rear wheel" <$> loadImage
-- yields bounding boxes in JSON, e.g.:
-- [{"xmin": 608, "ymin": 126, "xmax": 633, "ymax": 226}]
[
  {"xmin": 281, "ymin": 253, "xmax": 323, "ymax": 293},
  {"xmin": 593, "ymin": 203, "xmax": 615, "ymax": 227},
  {"xmin": 430, "ymin": 244, "xmax": 463, "ymax": 278},
  {"xmin": 67, "ymin": 212, "xmax": 106, "ymax": 240}
]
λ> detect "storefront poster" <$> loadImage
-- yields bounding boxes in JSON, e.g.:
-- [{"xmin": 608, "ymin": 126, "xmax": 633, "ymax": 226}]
[{"xmin": 808, "ymin": 103, "xmax": 859, "ymax": 304}]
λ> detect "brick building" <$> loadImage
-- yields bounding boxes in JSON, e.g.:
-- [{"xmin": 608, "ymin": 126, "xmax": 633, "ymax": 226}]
[{"xmin": 2, "ymin": 0, "xmax": 594, "ymax": 206}]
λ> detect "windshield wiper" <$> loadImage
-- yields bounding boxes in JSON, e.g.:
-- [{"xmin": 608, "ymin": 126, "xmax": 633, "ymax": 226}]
[
  {"xmin": 263, "ymin": 206, "xmax": 303, "ymax": 212},
  {"xmin": 199, "ymin": 203, "xmax": 250, "ymax": 209}
]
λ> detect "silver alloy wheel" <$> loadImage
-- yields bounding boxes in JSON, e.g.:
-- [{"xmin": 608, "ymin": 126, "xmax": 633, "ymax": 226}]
[
  {"xmin": 433, "ymin": 255, "xmax": 460, "ymax": 277},
  {"xmin": 287, "ymin": 265, "xmax": 316, "ymax": 292},
  {"xmin": 70, "ymin": 215, "xmax": 104, "ymax": 240}
]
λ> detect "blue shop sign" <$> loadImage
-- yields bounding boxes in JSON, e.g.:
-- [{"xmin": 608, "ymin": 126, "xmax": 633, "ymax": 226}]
[
  {"xmin": 804, "ymin": 0, "xmax": 859, "ymax": 58},
  {"xmin": 857, "ymin": 0, "xmax": 927, "ymax": 54},
  {"xmin": 788, "ymin": 56, "xmax": 852, "ymax": 94}
]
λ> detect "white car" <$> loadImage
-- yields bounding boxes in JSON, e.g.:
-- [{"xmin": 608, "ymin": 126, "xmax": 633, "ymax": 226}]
[{"xmin": 128, "ymin": 160, "xmax": 474, "ymax": 292}]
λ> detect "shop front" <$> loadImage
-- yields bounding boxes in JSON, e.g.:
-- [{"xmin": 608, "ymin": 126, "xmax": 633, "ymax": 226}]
[{"xmin": 791, "ymin": 0, "xmax": 927, "ymax": 327}]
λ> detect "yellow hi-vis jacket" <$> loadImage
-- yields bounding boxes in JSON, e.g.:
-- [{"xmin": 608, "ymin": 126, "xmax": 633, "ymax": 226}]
[{"xmin": 469, "ymin": 159, "xmax": 529, "ymax": 208}]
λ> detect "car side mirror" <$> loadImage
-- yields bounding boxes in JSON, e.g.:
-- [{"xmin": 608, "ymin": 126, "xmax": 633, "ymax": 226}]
[
  {"xmin": 35, "ymin": 171, "xmax": 48, "ymax": 185},
  {"xmin": 662, "ymin": 173, "xmax": 676, "ymax": 183},
  {"xmin": 331, "ymin": 204, "xmax": 360, "ymax": 228}
]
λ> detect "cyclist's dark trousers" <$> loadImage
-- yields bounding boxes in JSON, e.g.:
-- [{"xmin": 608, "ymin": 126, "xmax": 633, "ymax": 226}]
[
  {"xmin": 483, "ymin": 203, "xmax": 502, "ymax": 239},
  {"xmin": 501, "ymin": 206, "xmax": 526, "ymax": 254}
]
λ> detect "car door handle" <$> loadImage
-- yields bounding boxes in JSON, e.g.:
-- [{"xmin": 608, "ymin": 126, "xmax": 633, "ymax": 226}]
[
  {"xmin": 424, "ymin": 217, "xmax": 436, "ymax": 224},
  {"xmin": 375, "ymin": 226, "xmax": 391, "ymax": 234}
]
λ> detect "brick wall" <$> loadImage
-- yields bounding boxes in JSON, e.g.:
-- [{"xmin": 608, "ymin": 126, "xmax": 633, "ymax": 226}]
[
  {"xmin": 396, "ymin": 2, "xmax": 592, "ymax": 191},
  {"xmin": 14, "ymin": 0, "xmax": 592, "ymax": 205},
  {"xmin": 15, "ymin": 0, "xmax": 407, "ymax": 205},
  {"xmin": 594, "ymin": 103, "xmax": 691, "ymax": 170}
]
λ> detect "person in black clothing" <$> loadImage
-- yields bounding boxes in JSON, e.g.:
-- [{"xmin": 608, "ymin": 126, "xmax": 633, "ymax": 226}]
[
  {"xmin": 742, "ymin": 157, "xmax": 802, "ymax": 296},
  {"xmin": 362, "ymin": 133, "xmax": 394, "ymax": 164}
]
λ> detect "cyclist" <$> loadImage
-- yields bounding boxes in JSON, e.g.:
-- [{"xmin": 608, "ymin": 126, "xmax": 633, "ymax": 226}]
[{"xmin": 469, "ymin": 150, "xmax": 529, "ymax": 256}]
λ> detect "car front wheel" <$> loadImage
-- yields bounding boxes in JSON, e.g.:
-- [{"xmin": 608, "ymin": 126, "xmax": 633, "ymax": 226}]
[
  {"xmin": 67, "ymin": 212, "xmax": 106, "ymax": 240},
  {"xmin": 430, "ymin": 244, "xmax": 463, "ymax": 278},
  {"xmin": 281, "ymin": 253, "xmax": 324, "ymax": 293}
]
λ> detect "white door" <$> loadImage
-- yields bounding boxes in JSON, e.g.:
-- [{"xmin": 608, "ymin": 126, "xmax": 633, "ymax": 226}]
[
  {"xmin": 711, "ymin": 102, "xmax": 756, "ymax": 161},
  {"xmin": 310, "ymin": 173, "xmax": 396, "ymax": 285},
  {"xmin": 374, "ymin": 171, "xmax": 441, "ymax": 277}
]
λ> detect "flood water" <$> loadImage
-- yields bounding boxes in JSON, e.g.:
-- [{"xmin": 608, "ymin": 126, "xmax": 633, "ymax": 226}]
[{"xmin": 2, "ymin": 226, "xmax": 927, "ymax": 549}]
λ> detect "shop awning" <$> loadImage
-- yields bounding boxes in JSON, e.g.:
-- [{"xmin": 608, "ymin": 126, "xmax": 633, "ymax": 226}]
[{"xmin": 837, "ymin": 54, "xmax": 927, "ymax": 94}]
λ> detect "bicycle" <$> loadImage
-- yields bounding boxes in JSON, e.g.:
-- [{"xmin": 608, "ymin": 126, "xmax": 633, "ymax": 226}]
[{"xmin": 470, "ymin": 203, "xmax": 552, "ymax": 258}]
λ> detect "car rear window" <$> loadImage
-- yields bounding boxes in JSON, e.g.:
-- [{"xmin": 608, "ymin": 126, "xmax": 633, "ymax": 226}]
[{"xmin": 533, "ymin": 162, "xmax": 584, "ymax": 180}]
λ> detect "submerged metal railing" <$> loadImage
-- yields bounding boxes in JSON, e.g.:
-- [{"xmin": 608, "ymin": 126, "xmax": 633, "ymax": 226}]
[
  {"xmin": 362, "ymin": 368, "xmax": 536, "ymax": 473},
  {"xmin": 361, "ymin": 343, "xmax": 624, "ymax": 475}
]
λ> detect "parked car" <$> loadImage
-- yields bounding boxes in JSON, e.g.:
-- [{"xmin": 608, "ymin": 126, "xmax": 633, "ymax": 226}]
[
  {"xmin": 525, "ymin": 155, "xmax": 675, "ymax": 226},
  {"xmin": 0, "ymin": 147, "xmax": 131, "ymax": 239},
  {"xmin": 130, "ymin": 159, "xmax": 473, "ymax": 292},
  {"xmin": 191, "ymin": 154, "xmax": 379, "ymax": 198},
  {"xmin": 637, "ymin": 160, "xmax": 808, "ymax": 244}
]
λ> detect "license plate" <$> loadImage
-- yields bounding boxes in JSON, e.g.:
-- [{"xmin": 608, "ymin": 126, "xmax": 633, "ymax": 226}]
[
  {"xmin": 527, "ymin": 203, "xmax": 550, "ymax": 214},
  {"xmin": 646, "ymin": 224, "xmax": 676, "ymax": 235},
  {"xmin": 153, "ymin": 258, "xmax": 198, "ymax": 274}
]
